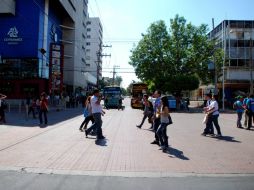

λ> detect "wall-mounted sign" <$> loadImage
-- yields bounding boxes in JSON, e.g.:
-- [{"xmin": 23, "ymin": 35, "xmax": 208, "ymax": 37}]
[
  {"xmin": 49, "ymin": 43, "xmax": 64, "ymax": 94},
  {"xmin": 4, "ymin": 26, "xmax": 23, "ymax": 45}
]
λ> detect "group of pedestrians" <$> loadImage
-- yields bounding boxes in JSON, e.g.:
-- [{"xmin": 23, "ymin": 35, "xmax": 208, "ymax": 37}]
[
  {"xmin": 136, "ymin": 90, "xmax": 173, "ymax": 153},
  {"xmin": 80, "ymin": 89, "xmax": 106, "ymax": 141},
  {"xmin": 233, "ymin": 94, "xmax": 254, "ymax": 130},
  {"xmin": 202, "ymin": 93, "xmax": 222, "ymax": 137}
]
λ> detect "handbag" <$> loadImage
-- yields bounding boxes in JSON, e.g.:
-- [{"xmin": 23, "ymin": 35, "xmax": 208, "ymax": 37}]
[
  {"xmin": 83, "ymin": 108, "xmax": 89, "ymax": 117},
  {"xmin": 168, "ymin": 114, "xmax": 173, "ymax": 125}
]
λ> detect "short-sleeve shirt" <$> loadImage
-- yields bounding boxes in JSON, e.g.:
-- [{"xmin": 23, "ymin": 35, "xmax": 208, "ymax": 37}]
[
  {"xmin": 91, "ymin": 95, "xmax": 102, "ymax": 114},
  {"xmin": 209, "ymin": 100, "xmax": 219, "ymax": 115}
]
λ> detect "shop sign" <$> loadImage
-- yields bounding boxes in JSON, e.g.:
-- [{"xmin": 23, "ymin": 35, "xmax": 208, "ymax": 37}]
[{"xmin": 4, "ymin": 26, "xmax": 23, "ymax": 45}]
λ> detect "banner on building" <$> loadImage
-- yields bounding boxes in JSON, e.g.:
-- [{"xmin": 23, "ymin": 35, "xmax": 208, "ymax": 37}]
[{"xmin": 49, "ymin": 43, "xmax": 64, "ymax": 94}]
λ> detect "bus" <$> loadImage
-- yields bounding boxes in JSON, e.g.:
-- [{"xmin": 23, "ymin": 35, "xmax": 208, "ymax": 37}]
[
  {"xmin": 103, "ymin": 86, "xmax": 122, "ymax": 108},
  {"xmin": 130, "ymin": 83, "xmax": 148, "ymax": 109}
]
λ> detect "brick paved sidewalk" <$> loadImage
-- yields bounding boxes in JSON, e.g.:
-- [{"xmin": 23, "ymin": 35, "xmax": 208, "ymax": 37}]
[{"xmin": 0, "ymin": 101, "xmax": 254, "ymax": 177}]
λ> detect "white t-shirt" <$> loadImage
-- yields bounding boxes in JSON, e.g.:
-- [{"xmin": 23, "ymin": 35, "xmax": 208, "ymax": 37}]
[
  {"xmin": 209, "ymin": 100, "xmax": 219, "ymax": 115},
  {"xmin": 91, "ymin": 95, "xmax": 102, "ymax": 114}
]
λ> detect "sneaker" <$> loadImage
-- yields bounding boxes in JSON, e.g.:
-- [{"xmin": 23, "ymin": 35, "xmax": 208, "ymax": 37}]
[
  {"xmin": 136, "ymin": 125, "xmax": 141, "ymax": 128},
  {"xmin": 201, "ymin": 133, "xmax": 207, "ymax": 136},
  {"xmin": 216, "ymin": 134, "xmax": 222, "ymax": 137}
]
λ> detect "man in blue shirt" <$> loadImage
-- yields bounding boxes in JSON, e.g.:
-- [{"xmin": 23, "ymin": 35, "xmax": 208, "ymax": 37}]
[
  {"xmin": 246, "ymin": 94, "xmax": 254, "ymax": 130},
  {"xmin": 233, "ymin": 96, "xmax": 244, "ymax": 128}
]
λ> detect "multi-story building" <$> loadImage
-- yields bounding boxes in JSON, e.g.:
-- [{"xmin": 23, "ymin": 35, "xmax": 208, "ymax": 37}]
[
  {"xmin": 0, "ymin": 0, "xmax": 96, "ymax": 99},
  {"xmin": 209, "ymin": 20, "xmax": 254, "ymax": 105},
  {"xmin": 85, "ymin": 17, "xmax": 103, "ymax": 86}
]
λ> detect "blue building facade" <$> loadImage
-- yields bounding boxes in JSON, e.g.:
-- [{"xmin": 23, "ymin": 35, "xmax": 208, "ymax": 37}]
[{"xmin": 0, "ymin": 0, "xmax": 65, "ymax": 98}]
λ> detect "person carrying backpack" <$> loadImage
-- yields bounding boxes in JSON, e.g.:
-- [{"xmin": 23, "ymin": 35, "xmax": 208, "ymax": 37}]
[{"xmin": 246, "ymin": 94, "xmax": 254, "ymax": 130}]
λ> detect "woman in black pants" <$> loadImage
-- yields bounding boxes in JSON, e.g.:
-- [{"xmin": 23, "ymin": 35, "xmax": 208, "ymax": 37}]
[{"xmin": 79, "ymin": 96, "xmax": 95, "ymax": 132}]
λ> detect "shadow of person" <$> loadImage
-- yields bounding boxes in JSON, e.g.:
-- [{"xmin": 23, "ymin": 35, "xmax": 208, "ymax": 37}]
[
  {"xmin": 95, "ymin": 139, "xmax": 107, "ymax": 146},
  {"xmin": 215, "ymin": 135, "xmax": 241, "ymax": 143},
  {"xmin": 166, "ymin": 147, "xmax": 189, "ymax": 160}
]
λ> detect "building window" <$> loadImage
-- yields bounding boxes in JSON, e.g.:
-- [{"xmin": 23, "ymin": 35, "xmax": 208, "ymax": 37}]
[
  {"xmin": 87, "ymin": 28, "xmax": 91, "ymax": 32},
  {"xmin": 86, "ymin": 42, "xmax": 90, "ymax": 46}
]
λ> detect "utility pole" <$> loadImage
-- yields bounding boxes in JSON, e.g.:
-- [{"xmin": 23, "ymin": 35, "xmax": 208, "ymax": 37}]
[
  {"xmin": 96, "ymin": 44, "xmax": 111, "ymax": 87},
  {"xmin": 212, "ymin": 18, "xmax": 218, "ymax": 95},
  {"xmin": 250, "ymin": 37, "xmax": 253, "ymax": 94},
  {"xmin": 112, "ymin": 65, "xmax": 119, "ymax": 86}
]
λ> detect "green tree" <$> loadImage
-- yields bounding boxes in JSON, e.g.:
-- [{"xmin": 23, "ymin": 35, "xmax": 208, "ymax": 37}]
[{"xmin": 129, "ymin": 15, "xmax": 220, "ymax": 94}]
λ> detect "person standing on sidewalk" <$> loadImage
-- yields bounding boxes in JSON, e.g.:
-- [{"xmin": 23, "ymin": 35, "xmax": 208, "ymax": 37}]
[
  {"xmin": 85, "ymin": 89, "xmax": 105, "ymax": 140},
  {"xmin": 233, "ymin": 96, "xmax": 244, "ymax": 128},
  {"xmin": 151, "ymin": 90, "xmax": 162, "ymax": 145},
  {"xmin": 79, "ymin": 96, "xmax": 94, "ymax": 132},
  {"xmin": 246, "ymin": 94, "xmax": 254, "ymax": 130},
  {"xmin": 39, "ymin": 92, "xmax": 48, "ymax": 126}
]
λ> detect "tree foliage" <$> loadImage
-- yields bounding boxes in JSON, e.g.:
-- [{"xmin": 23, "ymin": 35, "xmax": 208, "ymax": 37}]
[{"xmin": 129, "ymin": 15, "xmax": 223, "ymax": 94}]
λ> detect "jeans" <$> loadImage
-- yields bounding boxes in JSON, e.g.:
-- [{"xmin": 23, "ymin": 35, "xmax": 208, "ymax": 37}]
[
  {"xmin": 80, "ymin": 115, "xmax": 95, "ymax": 130},
  {"xmin": 87, "ymin": 113, "xmax": 103, "ymax": 139},
  {"xmin": 211, "ymin": 114, "xmax": 222, "ymax": 135},
  {"xmin": 39, "ymin": 109, "xmax": 48, "ymax": 124},
  {"xmin": 247, "ymin": 110, "xmax": 254, "ymax": 129},
  {"xmin": 156, "ymin": 122, "xmax": 169, "ymax": 147},
  {"xmin": 153, "ymin": 117, "xmax": 161, "ymax": 142},
  {"xmin": 237, "ymin": 112, "xmax": 243, "ymax": 128}
]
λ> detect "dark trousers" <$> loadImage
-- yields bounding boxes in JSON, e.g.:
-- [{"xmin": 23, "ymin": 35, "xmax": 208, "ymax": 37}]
[
  {"xmin": 80, "ymin": 115, "xmax": 95, "ymax": 130},
  {"xmin": 87, "ymin": 113, "xmax": 103, "ymax": 139},
  {"xmin": 138, "ymin": 114, "xmax": 148, "ymax": 128},
  {"xmin": 28, "ymin": 106, "xmax": 36, "ymax": 118},
  {"xmin": 237, "ymin": 112, "xmax": 243, "ymax": 128},
  {"xmin": 153, "ymin": 117, "xmax": 161, "ymax": 142},
  {"xmin": 156, "ymin": 123, "xmax": 169, "ymax": 147},
  {"xmin": 211, "ymin": 114, "xmax": 222, "ymax": 135},
  {"xmin": 247, "ymin": 111, "xmax": 254, "ymax": 129},
  {"xmin": 204, "ymin": 115, "xmax": 214, "ymax": 134},
  {"xmin": 39, "ymin": 109, "xmax": 48, "ymax": 124}
]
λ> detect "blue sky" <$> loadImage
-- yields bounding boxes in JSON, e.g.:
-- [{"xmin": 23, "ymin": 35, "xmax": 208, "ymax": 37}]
[{"xmin": 89, "ymin": 0, "xmax": 254, "ymax": 88}]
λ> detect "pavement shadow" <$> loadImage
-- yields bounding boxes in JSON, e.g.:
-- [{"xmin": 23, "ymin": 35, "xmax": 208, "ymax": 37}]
[
  {"xmin": 215, "ymin": 135, "xmax": 241, "ymax": 143},
  {"xmin": 3, "ymin": 107, "xmax": 83, "ymax": 127},
  {"xmin": 166, "ymin": 147, "xmax": 189, "ymax": 160}
]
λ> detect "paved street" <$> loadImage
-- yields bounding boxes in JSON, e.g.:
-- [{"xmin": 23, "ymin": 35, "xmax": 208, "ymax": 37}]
[{"xmin": 0, "ymin": 98, "xmax": 254, "ymax": 189}]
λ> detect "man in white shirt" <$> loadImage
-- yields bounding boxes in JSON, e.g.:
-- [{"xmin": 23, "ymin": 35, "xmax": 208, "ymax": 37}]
[{"xmin": 85, "ymin": 89, "xmax": 105, "ymax": 140}]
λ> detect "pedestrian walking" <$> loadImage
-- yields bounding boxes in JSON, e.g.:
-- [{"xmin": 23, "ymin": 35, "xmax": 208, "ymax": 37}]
[
  {"xmin": 136, "ymin": 94, "xmax": 153, "ymax": 128},
  {"xmin": 156, "ymin": 96, "xmax": 171, "ymax": 152},
  {"xmin": 80, "ymin": 96, "xmax": 95, "ymax": 132},
  {"xmin": 233, "ymin": 96, "xmax": 244, "ymax": 128},
  {"xmin": 150, "ymin": 90, "xmax": 162, "ymax": 145},
  {"xmin": 0, "ymin": 93, "xmax": 7, "ymax": 123},
  {"xmin": 204, "ymin": 95, "xmax": 222, "ymax": 137},
  {"xmin": 246, "ymin": 94, "xmax": 254, "ymax": 130},
  {"xmin": 202, "ymin": 93, "xmax": 214, "ymax": 136},
  {"xmin": 39, "ymin": 92, "xmax": 48, "ymax": 126},
  {"xmin": 85, "ymin": 89, "xmax": 105, "ymax": 140}
]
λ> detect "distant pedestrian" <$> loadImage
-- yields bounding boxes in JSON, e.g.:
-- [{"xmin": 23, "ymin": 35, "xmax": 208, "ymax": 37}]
[
  {"xmin": 85, "ymin": 89, "xmax": 105, "ymax": 140},
  {"xmin": 202, "ymin": 93, "xmax": 214, "ymax": 136},
  {"xmin": 205, "ymin": 95, "xmax": 222, "ymax": 137},
  {"xmin": 80, "ymin": 96, "xmax": 95, "ymax": 132},
  {"xmin": 233, "ymin": 96, "xmax": 244, "ymax": 128},
  {"xmin": 136, "ymin": 94, "xmax": 153, "ymax": 128},
  {"xmin": 0, "ymin": 93, "xmax": 7, "ymax": 123},
  {"xmin": 246, "ymin": 94, "xmax": 254, "ymax": 130},
  {"xmin": 156, "ymin": 96, "xmax": 171, "ymax": 152},
  {"xmin": 39, "ymin": 92, "xmax": 48, "ymax": 126},
  {"xmin": 243, "ymin": 94, "xmax": 249, "ymax": 127}
]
